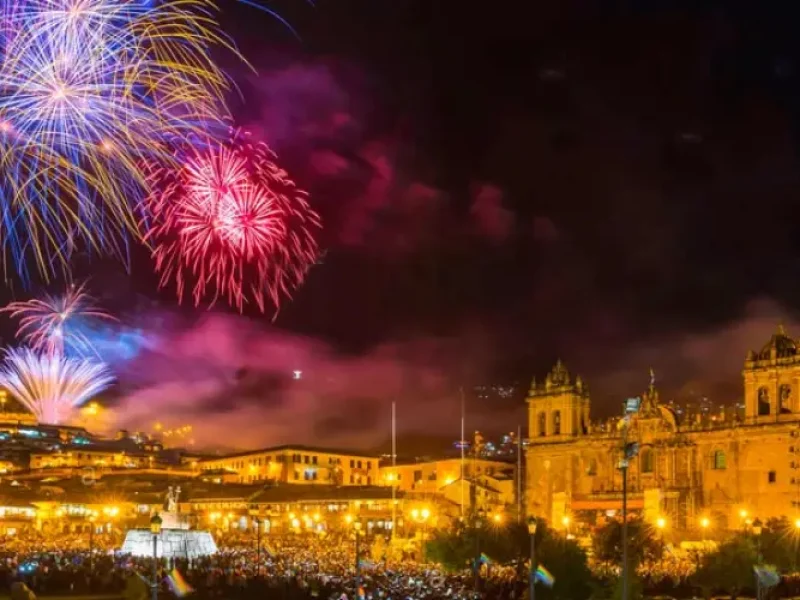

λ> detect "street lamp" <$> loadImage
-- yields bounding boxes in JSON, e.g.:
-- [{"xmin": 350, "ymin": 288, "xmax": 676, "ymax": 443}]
[
  {"xmin": 619, "ymin": 397, "xmax": 640, "ymax": 600},
  {"xmin": 150, "ymin": 513, "xmax": 162, "ymax": 600},
  {"xmin": 527, "ymin": 516, "xmax": 538, "ymax": 600},
  {"xmin": 253, "ymin": 517, "xmax": 261, "ymax": 577},
  {"xmin": 474, "ymin": 509, "xmax": 486, "ymax": 591},
  {"xmin": 353, "ymin": 519, "xmax": 363, "ymax": 594},
  {"xmin": 88, "ymin": 514, "xmax": 96, "ymax": 575}
]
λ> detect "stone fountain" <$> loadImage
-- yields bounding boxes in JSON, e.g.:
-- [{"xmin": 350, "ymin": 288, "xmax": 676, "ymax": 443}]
[{"xmin": 121, "ymin": 486, "xmax": 217, "ymax": 558}]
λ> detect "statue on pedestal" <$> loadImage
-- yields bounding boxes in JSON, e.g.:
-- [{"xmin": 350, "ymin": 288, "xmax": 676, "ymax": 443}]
[{"xmin": 165, "ymin": 486, "xmax": 181, "ymax": 514}]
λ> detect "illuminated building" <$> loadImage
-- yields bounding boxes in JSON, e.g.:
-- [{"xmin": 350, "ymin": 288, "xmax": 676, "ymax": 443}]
[
  {"xmin": 30, "ymin": 448, "xmax": 155, "ymax": 469},
  {"xmin": 379, "ymin": 457, "xmax": 516, "ymax": 512},
  {"xmin": 526, "ymin": 326, "xmax": 800, "ymax": 532},
  {"xmin": 196, "ymin": 445, "xmax": 379, "ymax": 486}
]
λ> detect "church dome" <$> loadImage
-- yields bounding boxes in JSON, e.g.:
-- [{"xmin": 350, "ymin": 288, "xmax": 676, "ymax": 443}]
[{"xmin": 757, "ymin": 325, "xmax": 798, "ymax": 360}]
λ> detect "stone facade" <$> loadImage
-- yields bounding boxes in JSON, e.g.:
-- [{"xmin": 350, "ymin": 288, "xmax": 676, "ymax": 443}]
[{"xmin": 526, "ymin": 327, "xmax": 800, "ymax": 533}]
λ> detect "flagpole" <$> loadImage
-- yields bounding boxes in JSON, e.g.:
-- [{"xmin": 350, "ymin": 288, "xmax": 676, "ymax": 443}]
[
  {"xmin": 460, "ymin": 387, "xmax": 465, "ymax": 519},
  {"xmin": 391, "ymin": 401, "xmax": 397, "ymax": 540},
  {"xmin": 517, "ymin": 424, "xmax": 522, "ymax": 522}
]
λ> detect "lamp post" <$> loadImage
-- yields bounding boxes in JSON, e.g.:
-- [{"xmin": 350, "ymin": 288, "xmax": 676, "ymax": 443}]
[
  {"xmin": 619, "ymin": 397, "xmax": 641, "ymax": 600},
  {"xmin": 527, "ymin": 516, "xmax": 537, "ymax": 600},
  {"xmin": 88, "ymin": 515, "xmax": 96, "ymax": 574},
  {"xmin": 474, "ymin": 508, "xmax": 486, "ymax": 592},
  {"xmin": 150, "ymin": 513, "xmax": 162, "ymax": 600},
  {"xmin": 254, "ymin": 517, "xmax": 261, "ymax": 576},
  {"xmin": 354, "ymin": 519, "xmax": 363, "ymax": 594}
]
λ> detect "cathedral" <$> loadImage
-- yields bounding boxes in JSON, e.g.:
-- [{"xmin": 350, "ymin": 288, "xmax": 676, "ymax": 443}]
[{"xmin": 526, "ymin": 326, "xmax": 800, "ymax": 533}]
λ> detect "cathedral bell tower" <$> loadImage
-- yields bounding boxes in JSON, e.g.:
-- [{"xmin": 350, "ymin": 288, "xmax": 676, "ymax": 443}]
[
  {"xmin": 743, "ymin": 325, "xmax": 800, "ymax": 422},
  {"xmin": 527, "ymin": 360, "xmax": 590, "ymax": 441}
]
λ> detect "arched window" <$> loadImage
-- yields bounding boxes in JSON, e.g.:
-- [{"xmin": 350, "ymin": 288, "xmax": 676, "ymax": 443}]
[
  {"xmin": 780, "ymin": 385, "xmax": 793, "ymax": 414},
  {"xmin": 641, "ymin": 448, "xmax": 654, "ymax": 473},
  {"xmin": 758, "ymin": 387, "xmax": 771, "ymax": 416},
  {"xmin": 537, "ymin": 412, "xmax": 546, "ymax": 437},
  {"xmin": 586, "ymin": 458, "xmax": 597, "ymax": 476},
  {"xmin": 552, "ymin": 410, "xmax": 561, "ymax": 435},
  {"xmin": 712, "ymin": 450, "xmax": 726, "ymax": 470}
]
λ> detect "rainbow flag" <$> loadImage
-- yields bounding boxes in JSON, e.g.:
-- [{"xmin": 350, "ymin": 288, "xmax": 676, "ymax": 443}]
[
  {"xmin": 167, "ymin": 568, "xmax": 194, "ymax": 597},
  {"xmin": 479, "ymin": 553, "xmax": 492, "ymax": 565},
  {"xmin": 535, "ymin": 564, "xmax": 555, "ymax": 588}
]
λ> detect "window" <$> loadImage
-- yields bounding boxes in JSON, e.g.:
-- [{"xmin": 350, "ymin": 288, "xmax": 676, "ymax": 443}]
[
  {"xmin": 768, "ymin": 470, "xmax": 777, "ymax": 484},
  {"xmin": 538, "ymin": 412, "xmax": 546, "ymax": 437},
  {"xmin": 552, "ymin": 410, "xmax": 561, "ymax": 435},
  {"xmin": 312, "ymin": 456, "xmax": 318, "ymax": 465},
  {"xmin": 712, "ymin": 450, "xmax": 726, "ymax": 470},
  {"xmin": 349, "ymin": 474, "xmax": 354, "ymax": 484},
  {"xmin": 781, "ymin": 385, "xmax": 793, "ymax": 414},
  {"xmin": 367, "ymin": 461, "xmax": 372, "ymax": 469},
  {"xmin": 758, "ymin": 387, "xmax": 771, "ymax": 416},
  {"xmin": 294, "ymin": 471, "xmax": 299, "ymax": 480},
  {"xmin": 304, "ymin": 455, "xmax": 309, "ymax": 464},
  {"xmin": 367, "ymin": 476, "xmax": 372, "ymax": 485},
  {"xmin": 350, "ymin": 460, "xmax": 355, "ymax": 468},
  {"xmin": 357, "ymin": 460, "xmax": 363, "ymax": 469},
  {"xmin": 641, "ymin": 449, "xmax": 654, "ymax": 473},
  {"xmin": 414, "ymin": 470, "xmax": 423, "ymax": 482},
  {"xmin": 313, "ymin": 471, "xmax": 318, "ymax": 480},
  {"xmin": 586, "ymin": 458, "xmax": 597, "ymax": 476}
]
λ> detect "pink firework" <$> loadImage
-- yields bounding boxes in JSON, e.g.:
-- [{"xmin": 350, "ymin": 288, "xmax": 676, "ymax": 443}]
[{"xmin": 144, "ymin": 132, "xmax": 321, "ymax": 313}]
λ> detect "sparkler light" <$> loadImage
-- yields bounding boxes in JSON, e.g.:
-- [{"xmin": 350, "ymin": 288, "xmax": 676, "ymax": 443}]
[
  {"xmin": 144, "ymin": 131, "xmax": 321, "ymax": 313},
  {"xmin": 0, "ymin": 0, "xmax": 240, "ymax": 281},
  {"xmin": 0, "ymin": 348, "xmax": 114, "ymax": 424},
  {"xmin": 1, "ymin": 282, "xmax": 117, "ymax": 356}
]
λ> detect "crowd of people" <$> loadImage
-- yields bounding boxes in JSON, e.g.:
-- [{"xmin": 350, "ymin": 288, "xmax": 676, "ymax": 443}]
[{"xmin": 0, "ymin": 530, "xmax": 526, "ymax": 600}]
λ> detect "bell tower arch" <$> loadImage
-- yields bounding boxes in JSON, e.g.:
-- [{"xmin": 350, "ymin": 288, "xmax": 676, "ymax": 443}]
[
  {"xmin": 743, "ymin": 325, "xmax": 800, "ymax": 422},
  {"xmin": 527, "ymin": 360, "xmax": 590, "ymax": 441}
]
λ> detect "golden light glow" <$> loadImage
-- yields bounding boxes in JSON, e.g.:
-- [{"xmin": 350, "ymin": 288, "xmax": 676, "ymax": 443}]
[
  {"xmin": 344, "ymin": 514, "xmax": 353, "ymax": 524},
  {"xmin": 313, "ymin": 512, "xmax": 321, "ymax": 522},
  {"xmin": 739, "ymin": 509, "xmax": 748, "ymax": 519},
  {"xmin": 562, "ymin": 515, "xmax": 571, "ymax": 527},
  {"xmin": 794, "ymin": 518, "xmax": 800, "ymax": 530},
  {"xmin": 700, "ymin": 517, "xmax": 710, "ymax": 529},
  {"xmin": 291, "ymin": 518, "xmax": 300, "ymax": 528},
  {"xmin": 421, "ymin": 508, "xmax": 430, "ymax": 520},
  {"xmin": 656, "ymin": 517, "xmax": 666, "ymax": 530},
  {"xmin": 493, "ymin": 513, "xmax": 503, "ymax": 524},
  {"xmin": 410, "ymin": 508, "xmax": 419, "ymax": 520}
]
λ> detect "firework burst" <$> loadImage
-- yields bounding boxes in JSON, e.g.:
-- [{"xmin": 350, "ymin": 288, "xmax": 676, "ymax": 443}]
[
  {"xmin": 0, "ymin": 348, "xmax": 113, "ymax": 424},
  {"xmin": 0, "ymin": 0, "xmax": 242, "ymax": 281},
  {"xmin": 144, "ymin": 131, "xmax": 321, "ymax": 313},
  {"xmin": 1, "ymin": 282, "xmax": 117, "ymax": 356}
]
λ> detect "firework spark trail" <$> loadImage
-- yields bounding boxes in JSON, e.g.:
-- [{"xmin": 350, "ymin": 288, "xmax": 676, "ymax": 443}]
[
  {"xmin": 0, "ymin": 348, "xmax": 113, "ymax": 424},
  {"xmin": 144, "ymin": 131, "xmax": 321, "ymax": 314},
  {"xmin": 1, "ymin": 282, "xmax": 118, "ymax": 356},
  {"xmin": 0, "ymin": 0, "xmax": 243, "ymax": 281}
]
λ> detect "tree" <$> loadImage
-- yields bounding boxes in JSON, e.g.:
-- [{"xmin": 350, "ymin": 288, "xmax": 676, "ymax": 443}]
[
  {"xmin": 593, "ymin": 518, "xmax": 660, "ymax": 567},
  {"xmin": 425, "ymin": 519, "xmax": 592, "ymax": 600},
  {"xmin": 692, "ymin": 535, "xmax": 757, "ymax": 600}
]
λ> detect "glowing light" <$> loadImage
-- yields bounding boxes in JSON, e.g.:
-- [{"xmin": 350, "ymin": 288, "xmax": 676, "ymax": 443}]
[
  {"xmin": 1, "ymin": 282, "xmax": 116, "ymax": 356},
  {"xmin": 794, "ymin": 518, "xmax": 800, "ymax": 530},
  {"xmin": 493, "ymin": 513, "xmax": 503, "ymax": 524},
  {"xmin": 144, "ymin": 131, "xmax": 321, "ymax": 314},
  {"xmin": 562, "ymin": 515, "xmax": 571, "ymax": 527},
  {"xmin": 0, "ymin": 348, "xmax": 113, "ymax": 424},
  {"xmin": 739, "ymin": 509, "xmax": 748, "ymax": 519},
  {"xmin": 293, "ymin": 370, "xmax": 302, "ymax": 380},
  {"xmin": 700, "ymin": 517, "xmax": 710, "ymax": 529},
  {"xmin": 656, "ymin": 517, "xmax": 666, "ymax": 530}
]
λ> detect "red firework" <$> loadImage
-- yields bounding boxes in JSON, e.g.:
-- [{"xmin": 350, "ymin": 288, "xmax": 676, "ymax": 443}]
[{"xmin": 144, "ymin": 132, "xmax": 321, "ymax": 313}]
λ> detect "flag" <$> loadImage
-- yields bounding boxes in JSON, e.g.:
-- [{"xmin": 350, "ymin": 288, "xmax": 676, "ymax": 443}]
[
  {"xmin": 753, "ymin": 565, "xmax": 780, "ymax": 588},
  {"xmin": 535, "ymin": 564, "xmax": 555, "ymax": 588},
  {"xmin": 167, "ymin": 568, "xmax": 194, "ymax": 597},
  {"xmin": 479, "ymin": 553, "xmax": 492, "ymax": 565}
]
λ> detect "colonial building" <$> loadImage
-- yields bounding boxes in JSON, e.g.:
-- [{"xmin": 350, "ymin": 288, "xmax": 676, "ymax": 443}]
[
  {"xmin": 526, "ymin": 326, "xmax": 800, "ymax": 534},
  {"xmin": 196, "ymin": 445, "xmax": 379, "ymax": 486}
]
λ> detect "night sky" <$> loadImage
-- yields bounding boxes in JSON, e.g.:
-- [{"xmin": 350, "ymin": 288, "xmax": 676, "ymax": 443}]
[{"xmin": 10, "ymin": 0, "xmax": 800, "ymax": 450}]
